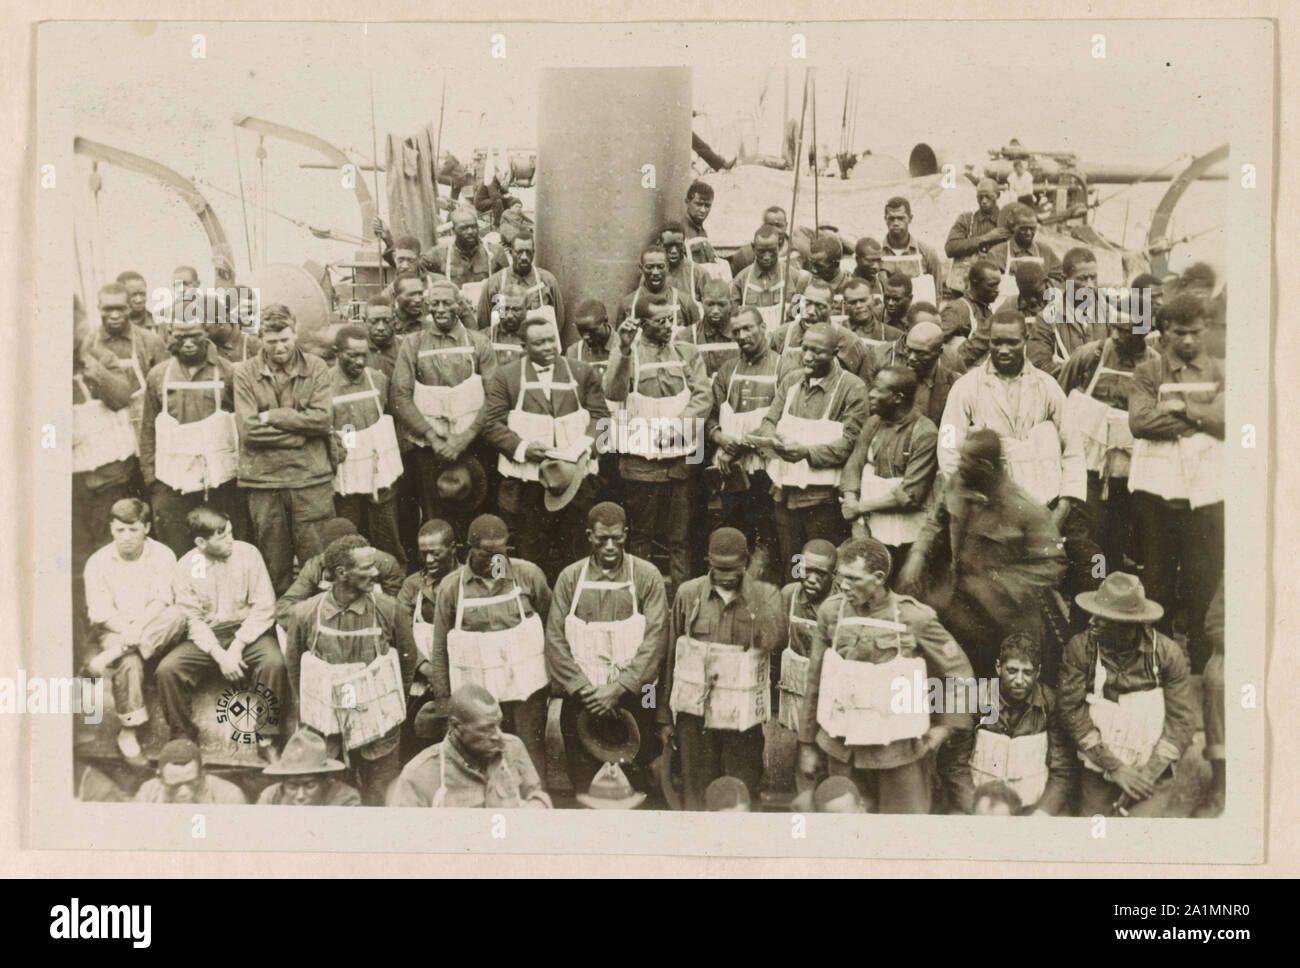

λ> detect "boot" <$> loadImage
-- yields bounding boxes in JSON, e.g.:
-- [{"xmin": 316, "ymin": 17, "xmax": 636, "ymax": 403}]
[{"xmin": 1191, "ymin": 760, "xmax": 1225, "ymax": 818}]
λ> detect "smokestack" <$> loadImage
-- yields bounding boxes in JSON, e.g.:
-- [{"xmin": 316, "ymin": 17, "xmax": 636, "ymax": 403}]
[{"xmin": 536, "ymin": 67, "xmax": 693, "ymax": 345}]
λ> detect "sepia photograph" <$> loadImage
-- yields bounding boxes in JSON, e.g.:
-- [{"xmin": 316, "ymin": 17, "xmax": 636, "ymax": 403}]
[{"xmin": 14, "ymin": 13, "xmax": 1276, "ymax": 866}]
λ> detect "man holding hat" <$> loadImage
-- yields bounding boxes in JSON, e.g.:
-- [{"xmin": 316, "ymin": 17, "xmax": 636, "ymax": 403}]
[
  {"xmin": 942, "ymin": 178, "xmax": 1010, "ymax": 301},
  {"xmin": 428, "ymin": 514, "xmax": 552, "ymax": 779},
  {"xmin": 546, "ymin": 501, "xmax": 669, "ymax": 798},
  {"xmin": 482, "ymin": 311, "xmax": 607, "ymax": 585},
  {"xmin": 257, "ymin": 728, "xmax": 363, "ymax": 806},
  {"xmin": 1058, "ymin": 572, "xmax": 1196, "ymax": 817},
  {"xmin": 659, "ymin": 527, "xmax": 787, "ymax": 810}
]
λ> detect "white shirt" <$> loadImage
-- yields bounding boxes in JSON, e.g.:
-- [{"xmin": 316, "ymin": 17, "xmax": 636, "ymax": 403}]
[
  {"xmin": 1009, "ymin": 170, "xmax": 1035, "ymax": 197},
  {"xmin": 84, "ymin": 538, "xmax": 176, "ymax": 626}
]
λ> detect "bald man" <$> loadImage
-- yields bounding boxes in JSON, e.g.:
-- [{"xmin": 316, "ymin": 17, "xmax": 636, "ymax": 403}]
[
  {"xmin": 869, "ymin": 308, "xmax": 957, "ymax": 428},
  {"xmin": 943, "ymin": 178, "xmax": 1010, "ymax": 300},
  {"xmin": 392, "ymin": 683, "xmax": 551, "ymax": 808}
]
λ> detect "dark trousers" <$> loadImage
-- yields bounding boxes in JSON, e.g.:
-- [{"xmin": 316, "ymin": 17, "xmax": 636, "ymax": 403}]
[
  {"xmin": 1079, "ymin": 766, "xmax": 1175, "ymax": 817},
  {"xmin": 501, "ymin": 687, "xmax": 550, "ymax": 788},
  {"xmin": 504, "ymin": 479, "xmax": 596, "ymax": 586},
  {"xmin": 1133, "ymin": 493, "xmax": 1223, "ymax": 672},
  {"xmin": 593, "ymin": 451, "xmax": 625, "ymax": 508},
  {"xmin": 407, "ymin": 446, "xmax": 474, "ymax": 546},
  {"xmin": 154, "ymin": 631, "xmax": 286, "ymax": 742},
  {"xmin": 625, "ymin": 477, "xmax": 692, "ymax": 597},
  {"xmin": 395, "ymin": 451, "xmax": 423, "ymax": 573},
  {"xmin": 150, "ymin": 480, "xmax": 251, "ymax": 558},
  {"xmin": 675, "ymin": 714, "xmax": 765, "ymax": 811},
  {"xmin": 1084, "ymin": 472, "xmax": 1136, "ymax": 574},
  {"xmin": 829, "ymin": 756, "xmax": 931, "ymax": 814},
  {"xmin": 719, "ymin": 473, "xmax": 779, "ymax": 583},
  {"xmin": 245, "ymin": 481, "xmax": 334, "ymax": 596},
  {"xmin": 560, "ymin": 691, "xmax": 661, "ymax": 796},
  {"xmin": 942, "ymin": 587, "xmax": 1051, "ymax": 684},
  {"xmin": 1056, "ymin": 497, "xmax": 1103, "ymax": 635},
  {"xmin": 353, "ymin": 745, "xmax": 403, "ymax": 806},
  {"xmin": 773, "ymin": 501, "xmax": 848, "ymax": 584},
  {"xmin": 334, "ymin": 492, "xmax": 407, "ymax": 572}
]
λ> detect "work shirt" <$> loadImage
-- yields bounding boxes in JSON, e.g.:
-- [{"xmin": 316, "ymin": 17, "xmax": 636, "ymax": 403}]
[
  {"xmin": 82, "ymin": 322, "xmax": 169, "ymax": 401},
  {"xmin": 728, "ymin": 242, "xmax": 804, "ymax": 278},
  {"xmin": 658, "ymin": 573, "xmax": 787, "ymax": 726},
  {"xmin": 397, "ymin": 568, "xmax": 456, "ymax": 629},
  {"xmin": 869, "ymin": 339, "xmax": 957, "ymax": 428},
  {"xmin": 1058, "ymin": 626, "xmax": 1196, "ymax": 776},
  {"xmin": 565, "ymin": 337, "xmax": 612, "ymax": 377},
  {"xmin": 73, "ymin": 349, "xmax": 136, "ymax": 488},
  {"xmin": 139, "ymin": 346, "xmax": 237, "ymax": 486},
  {"xmin": 392, "ymin": 733, "xmax": 551, "ymax": 808},
  {"xmin": 614, "ymin": 285, "xmax": 702, "ymax": 331},
  {"xmin": 171, "ymin": 540, "xmax": 276, "ymax": 652},
  {"xmin": 665, "ymin": 262, "xmax": 704, "ymax": 314},
  {"xmin": 421, "ymin": 239, "xmax": 510, "ymax": 287},
  {"xmin": 683, "ymin": 216, "xmax": 716, "ymax": 264},
  {"xmin": 1057, "ymin": 339, "xmax": 1157, "ymax": 411},
  {"xmin": 429, "ymin": 560, "xmax": 552, "ymax": 700},
  {"xmin": 232, "ymin": 348, "xmax": 334, "ymax": 489},
  {"xmin": 799, "ymin": 590, "xmax": 975, "ymax": 769},
  {"xmin": 940, "ymin": 294, "xmax": 994, "ymax": 371},
  {"xmin": 729, "ymin": 262, "xmax": 812, "ymax": 310},
  {"xmin": 840, "ymin": 410, "xmax": 939, "ymax": 513},
  {"xmin": 881, "ymin": 234, "xmax": 943, "ymax": 292},
  {"xmin": 845, "ymin": 315, "xmax": 903, "ymax": 346},
  {"xmin": 390, "ymin": 322, "xmax": 497, "ymax": 447},
  {"xmin": 485, "ymin": 324, "xmax": 526, "ymax": 367},
  {"xmin": 274, "ymin": 548, "xmax": 407, "ymax": 628},
  {"xmin": 1128, "ymin": 350, "xmax": 1226, "ymax": 443},
  {"xmin": 938, "ymin": 358, "xmax": 1087, "ymax": 503},
  {"xmin": 210, "ymin": 329, "xmax": 261, "ymax": 365},
  {"xmin": 987, "ymin": 238, "xmax": 1063, "ymax": 287},
  {"xmin": 780, "ymin": 581, "xmax": 824, "ymax": 657},
  {"xmin": 327, "ymin": 364, "xmax": 389, "ymax": 432},
  {"xmin": 545, "ymin": 553, "xmax": 669, "ymax": 696},
  {"xmin": 84, "ymin": 538, "xmax": 176, "ymax": 628},
  {"xmin": 366, "ymin": 337, "xmax": 401, "ymax": 381},
  {"xmin": 257, "ymin": 778, "xmax": 362, "ymax": 806},
  {"xmin": 705, "ymin": 347, "xmax": 793, "ymax": 447},
  {"xmin": 771, "ymin": 320, "xmax": 872, "ymax": 382},
  {"xmin": 136, "ymin": 774, "xmax": 247, "ymax": 804},
  {"xmin": 944, "ymin": 208, "xmax": 1002, "ymax": 260},
  {"xmin": 911, "ymin": 474, "xmax": 1067, "ymax": 629},
  {"xmin": 1026, "ymin": 309, "xmax": 1107, "ymax": 379},
  {"xmin": 758, "ymin": 362, "xmax": 868, "ymax": 510},
  {"xmin": 673, "ymin": 320, "xmax": 738, "ymax": 377},
  {"xmin": 602, "ymin": 336, "xmax": 712, "ymax": 483},
  {"xmin": 946, "ymin": 681, "xmax": 1076, "ymax": 815},
  {"xmin": 475, "ymin": 264, "xmax": 566, "ymax": 338}
]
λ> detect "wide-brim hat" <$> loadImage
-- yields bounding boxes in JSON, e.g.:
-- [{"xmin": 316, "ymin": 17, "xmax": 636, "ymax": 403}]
[
  {"xmin": 436, "ymin": 456, "xmax": 488, "ymax": 514},
  {"xmin": 1075, "ymin": 571, "xmax": 1164, "ymax": 624},
  {"xmin": 539, "ymin": 457, "xmax": 587, "ymax": 513},
  {"xmin": 575, "ymin": 706, "xmax": 641, "ymax": 764},
  {"xmin": 576, "ymin": 761, "xmax": 647, "ymax": 810},
  {"xmin": 262, "ymin": 728, "xmax": 347, "ymax": 776}
]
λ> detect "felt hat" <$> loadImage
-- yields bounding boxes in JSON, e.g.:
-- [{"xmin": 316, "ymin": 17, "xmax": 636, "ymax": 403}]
[
  {"xmin": 539, "ymin": 457, "xmax": 588, "ymax": 512},
  {"xmin": 575, "ymin": 706, "xmax": 641, "ymax": 764},
  {"xmin": 262, "ymin": 728, "xmax": 347, "ymax": 776},
  {"xmin": 576, "ymin": 761, "xmax": 647, "ymax": 810},
  {"xmin": 1075, "ymin": 572, "xmax": 1164, "ymax": 624},
  {"xmin": 436, "ymin": 457, "xmax": 488, "ymax": 514}
]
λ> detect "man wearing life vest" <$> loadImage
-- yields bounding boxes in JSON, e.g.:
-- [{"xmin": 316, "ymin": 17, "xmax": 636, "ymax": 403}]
[
  {"xmin": 843, "ymin": 278, "xmax": 901, "ymax": 349},
  {"xmin": 392, "ymin": 683, "xmax": 551, "ymax": 808},
  {"xmin": 727, "ymin": 206, "xmax": 803, "ymax": 278},
  {"xmin": 707, "ymin": 306, "xmax": 793, "ymax": 577},
  {"xmin": 428, "ymin": 514, "xmax": 552, "ymax": 778},
  {"xmin": 545, "ymin": 502, "xmax": 669, "ymax": 797},
  {"xmin": 396, "ymin": 519, "xmax": 459, "ymax": 755},
  {"xmin": 674, "ymin": 278, "xmax": 739, "ymax": 378},
  {"xmin": 729, "ymin": 225, "xmax": 811, "ymax": 335},
  {"xmin": 940, "ymin": 260, "xmax": 1002, "ymax": 373},
  {"xmin": 1026, "ymin": 246, "xmax": 1109, "ymax": 379},
  {"xmin": 880, "ymin": 196, "xmax": 943, "ymax": 307},
  {"xmin": 658, "ymin": 527, "xmax": 787, "ymax": 811},
  {"xmin": 565, "ymin": 299, "xmax": 621, "ymax": 504},
  {"xmin": 899, "ymin": 430, "xmax": 1067, "ymax": 681},
  {"xmin": 391, "ymin": 270, "xmax": 431, "ymax": 339},
  {"xmin": 205, "ymin": 292, "xmax": 262, "ymax": 366},
  {"xmin": 283, "ymin": 535, "xmax": 413, "ymax": 805},
  {"xmin": 326, "ymin": 326, "xmax": 407, "ymax": 570},
  {"xmin": 807, "ymin": 234, "xmax": 852, "ymax": 303},
  {"xmin": 480, "ymin": 282, "xmax": 529, "ymax": 368},
  {"xmin": 476, "ymin": 230, "xmax": 566, "ymax": 341},
  {"xmin": 757, "ymin": 322, "xmax": 867, "ymax": 579},
  {"xmin": 770, "ymin": 282, "xmax": 871, "ymax": 381},
  {"xmin": 947, "ymin": 631, "xmax": 1077, "ymax": 815},
  {"xmin": 139, "ymin": 317, "xmax": 245, "ymax": 557},
  {"xmin": 777, "ymin": 539, "xmax": 837, "ymax": 756},
  {"xmin": 362, "ymin": 294, "xmax": 401, "ymax": 380},
  {"xmin": 840, "ymin": 365, "xmax": 939, "ymax": 579},
  {"xmin": 1057, "ymin": 572, "xmax": 1196, "ymax": 817},
  {"xmin": 869, "ymin": 314, "xmax": 957, "ymax": 429},
  {"xmin": 682, "ymin": 179, "xmax": 720, "ymax": 269},
  {"xmin": 482, "ymin": 313, "xmax": 607, "ymax": 583},
  {"xmin": 83, "ymin": 281, "xmax": 170, "ymax": 459},
  {"xmin": 852, "ymin": 236, "xmax": 888, "ymax": 295},
  {"xmin": 1058, "ymin": 308, "xmax": 1159, "ymax": 578},
  {"xmin": 603, "ymin": 293, "xmax": 712, "ymax": 597},
  {"xmin": 232, "ymin": 305, "xmax": 336, "ymax": 596},
  {"xmin": 798, "ymin": 537, "xmax": 976, "ymax": 814},
  {"xmin": 421, "ymin": 207, "xmax": 511, "ymax": 314},
  {"xmin": 115, "ymin": 270, "xmax": 157, "ymax": 339},
  {"xmin": 1127, "ymin": 294, "xmax": 1224, "ymax": 674},
  {"xmin": 942, "ymin": 178, "xmax": 1009, "ymax": 301},
  {"xmin": 616, "ymin": 243, "xmax": 701, "ymax": 333},
  {"xmin": 937, "ymin": 312, "xmax": 1088, "ymax": 622},
  {"xmin": 391, "ymin": 279, "xmax": 498, "ymax": 541},
  {"xmin": 987, "ymin": 203, "xmax": 1064, "ymax": 299},
  {"xmin": 274, "ymin": 518, "xmax": 406, "ymax": 628},
  {"xmin": 659, "ymin": 221, "xmax": 705, "ymax": 320}
]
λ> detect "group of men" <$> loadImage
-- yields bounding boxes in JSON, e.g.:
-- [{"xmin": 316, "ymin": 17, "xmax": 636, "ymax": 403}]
[{"xmin": 72, "ymin": 175, "xmax": 1226, "ymax": 817}]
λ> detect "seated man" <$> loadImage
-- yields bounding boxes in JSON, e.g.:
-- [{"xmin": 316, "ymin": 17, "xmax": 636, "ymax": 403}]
[
  {"xmin": 135, "ymin": 738, "xmax": 248, "ymax": 804},
  {"xmin": 160, "ymin": 507, "xmax": 287, "ymax": 762},
  {"xmin": 257, "ymin": 728, "xmax": 363, "ymax": 806},
  {"xmin": 391, "ymin": 683, "xmax": 552, "ymax": 807},
  {"xmin": 274, "ymin": 517, "xmax": 406, "ymax": 627},
  {"xmin": 82, "ymin": 498, "xmax": 187, "ymax": 765}
]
